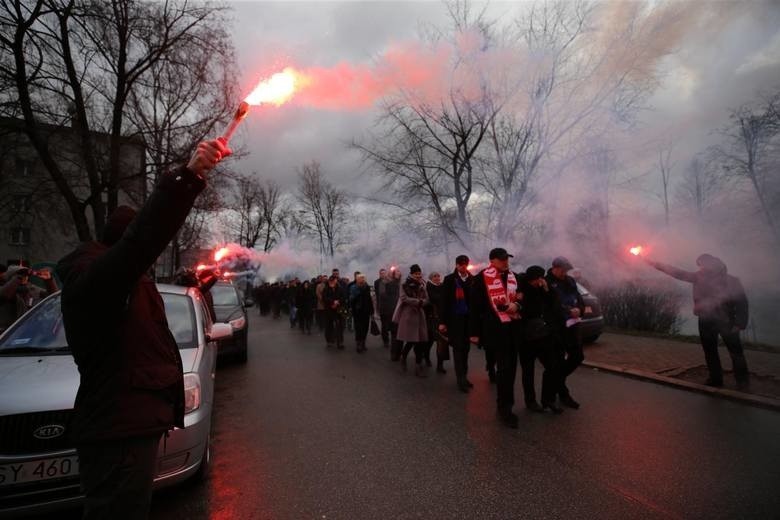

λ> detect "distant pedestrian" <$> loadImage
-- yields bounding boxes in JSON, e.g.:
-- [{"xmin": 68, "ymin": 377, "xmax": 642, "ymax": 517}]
[
  {"xmin": 470, "ymin": 248, "xmax": 523, "ymax": 429},
  {"xmin": 394, "ymin": 264, "xmax": 429, "ymax": 377},
  {"xmin": 439, "ymin": 255, "xmax": 475, "ymax": 393},
  {"xmin": 0, "ymin": 265, "xmax": 58, "ymax": 331},
  {"xmin": 350, "ymin": 274, "xmax": 374, "ymax": 352},
  {"xmin": 425, "ymin": 272, "xmax": 449, "ymax": 374},
  {"xmin": 518, "ymin": 266, "xmax": 563, "ymax": 414},
  {"xmin": 645, "ymin": 254, "xmax": 750, "ymax": 389},
  {"xmin": 376, "ymin": 268, "xmax": 402, "ymax": 358},
  {"xmin": 546, "ymin": 256, "xmax": 585, "ymax": 410},
  {"xmin": 322, "ymin": 275, "xmax": 345, "ymax": 349},
  {"xmin": 316, "ymin": 275, "xmax": 327, "ymax": 330},
  {"xmin": 296, "ymin": 280, "xmax": 315, "ymax": 335}
]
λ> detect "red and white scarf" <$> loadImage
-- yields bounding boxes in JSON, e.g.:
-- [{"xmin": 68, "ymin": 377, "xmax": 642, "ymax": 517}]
[{"xmin": 483, "ymin": 266, "xmax": 519, "ymax": 323}]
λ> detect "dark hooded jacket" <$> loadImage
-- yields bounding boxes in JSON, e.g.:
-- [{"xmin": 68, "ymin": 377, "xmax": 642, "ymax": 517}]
[
  {"xmin": 56, "ymin": 166, "xmax": 205, "ymax": 443},
  {"xmin": 649, "ymin": 257, "xmax": 748, "ymax": 327}
]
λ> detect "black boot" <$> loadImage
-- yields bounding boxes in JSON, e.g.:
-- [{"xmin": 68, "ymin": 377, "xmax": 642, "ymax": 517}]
[
  {"xmin": 497, "ymin": 408, "xmax": 519, "ymax": 429},
  {"xmin": 436, "ymin": 361, "xmax": 446, "ymax": 374}
]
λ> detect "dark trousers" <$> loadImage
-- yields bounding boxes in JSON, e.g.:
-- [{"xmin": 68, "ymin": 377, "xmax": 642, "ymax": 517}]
[
  {"xmin": 484, "ymin": 343, "xmax": 497, "ymax": 376},
  {"xmin": 316, "ymin": 309, "xmax": 325, "ymax": 330},
  {"xmin": 519, "ymin": 337, "xmax": 560, "ymax": 405},
  {"xmin": 78, "ymin": 433, "xmax": 162, "ymax": 520},
  {"xmin": 380, "ymin": 313, "xmax": 397, "ymax": 345},
  {"xmin": 556, "ymin": 324, "xmax": 584, "ymax": 398},
  {"xmin": 449, "ymin": 318, "xmax": 470, "ymax": 385},
  {"xmin": 298, "ymin": 309, "xmax": 313, "ymax": 333},
  {"xmin": 495, "ymin": 339, "xmax": 519, "ymax": 411},
  {"xmin": 325, "ymin": 311, "xmax": 344, "ymax": 346},
  {"xmin": 699, "ymin": 318, "xmax": 749, "ymax": 383},
  {"xmin": 354, "ymin": 313, "xmax": 370, "ymax": 343},
  {"xmin": 401, "ymin": 342, "xmax": 426, "ymax": 364}
]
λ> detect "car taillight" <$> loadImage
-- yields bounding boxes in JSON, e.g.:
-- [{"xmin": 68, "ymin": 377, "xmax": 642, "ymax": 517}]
[
  {"xmin": 229, "ymin": 316, "xmax": 246, "ymax": 330},
  {"xmin": 184, "ymin": 373, "xmax": 201, "ymax": 414}
]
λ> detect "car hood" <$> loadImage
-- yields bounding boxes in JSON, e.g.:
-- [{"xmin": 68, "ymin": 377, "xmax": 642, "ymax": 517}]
[
  {"xmin": 214, "ymin": 305, "xmax": 243, "ymax": 323},
  {"xmin": 0, "ymin": 355, "xmax": 78, "ymax": 415},
  {"xmin": 0, "ymin": 350, "xmax": 198, "ymax": 416}
]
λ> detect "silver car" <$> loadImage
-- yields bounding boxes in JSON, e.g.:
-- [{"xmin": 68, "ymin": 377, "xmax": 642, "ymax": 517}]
[{"xmin": 0, "ymin": 284, "xmax": 232, "ymax": 516}]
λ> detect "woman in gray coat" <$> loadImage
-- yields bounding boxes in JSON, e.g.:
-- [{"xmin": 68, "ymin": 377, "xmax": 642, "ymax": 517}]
[{"xmin": 393, "ymin": 264, "xmax": 429, "ymax": 377}]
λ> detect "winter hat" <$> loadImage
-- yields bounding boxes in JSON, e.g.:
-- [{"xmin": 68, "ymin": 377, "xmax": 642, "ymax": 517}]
[
  {"xmin": 101, "ymin": 205, "xmax": 137, "ymax": 246},
  {"xmin": 551, "ymin": 256, "xmax": 573, "ymax": 271},
  {"xmin": 410, "ymin": 264, "xmax": 422, "ymax": 274},
  {"xmin": 525, "ymin": 265, "xmax": 546, "ymax": 280},
  {"xmin": 696, "ymin": 254, "xmax": 727, "ymax": 274}
]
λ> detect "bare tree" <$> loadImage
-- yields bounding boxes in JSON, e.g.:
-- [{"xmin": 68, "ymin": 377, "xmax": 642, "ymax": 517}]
[
  {"xmin": 676, "ymin": 154, "xmax": 721, "ymax": 217},
  {"xmin": 0, "ymin": 0, "xmax": 236, "ymax": 241},
  {"xmin": 227, "ymin": 173, "xmax": 285, "ymax": 251},
  {"xmin": 657, "ymin": 143, "xmax": 675, "ymax": 226},
  {"xmin": 714, "ymin": 93, "xmax": 780, "ymax": 247},
  {"xmin": 297, "ymin": 162, "xmax": 349, "ymax": 259}
]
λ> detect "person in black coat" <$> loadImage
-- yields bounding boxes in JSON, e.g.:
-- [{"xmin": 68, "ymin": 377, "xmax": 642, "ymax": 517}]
[
  {"xmin": 545, "ymin": 256, "xmax": 586, "ymax": 410},
  {"xmin": 296, "ymin": 280, "xmax": 316, "ymax": 334},
  {"xmin": 439, "ymin": 255, "xmax": 475, "ymax": 392},
  {"xmin": 518, "ymin": 266, "xmax": 564, "ymax": 414},
  {"xmin": 322, "ymin": 275, "xmax": 345, "ymax": 349},
  {"xmin": 469, "ymin": 248, "xmax": 524, "ymax": 429},
  {"xmin": 56, "ymin": 139, "xmax": 230, "ymax": 519},
  {"xmin": 350, "ymin": 274, "xmax": 374, "ymax": 352}
]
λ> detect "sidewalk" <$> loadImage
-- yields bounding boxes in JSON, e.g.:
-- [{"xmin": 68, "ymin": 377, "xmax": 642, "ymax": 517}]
[{"xmin": 583, "ymin": 333, "xmax": 780, "ymax": 409}]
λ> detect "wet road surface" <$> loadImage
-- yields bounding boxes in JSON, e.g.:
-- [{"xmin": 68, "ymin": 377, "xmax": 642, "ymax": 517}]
[{"xmin": 145, "ymin": 313, "xmax": 780, "ymax": 519}]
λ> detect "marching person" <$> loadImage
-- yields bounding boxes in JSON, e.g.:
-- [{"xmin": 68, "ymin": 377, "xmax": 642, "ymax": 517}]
[
  {"xmin": 439, "ymin": 255, "xmax": 475, "ymax": 393},
  {"xmin": 470, "ymin": 248, "xmax": 524, "ymax": 428},
  {"xmin": 394, "ymin": 264, "xmax": 429, "ymax": 377},
  {"xmin": 296, "ymin": 279, "xmax": 316, "ymax": 335},
  {"xmin": 644, "ymin": 253, "xmax": 750, "ymax": 389},
  {"xmin": 518, "ymin": 266, "xmax": 563, "ymax": 414},
  {"xmin": 546, "ymin": 256, "xmax": 585, "ymax": 409},
  {"xmin": 56, "ymin": 138, "xmax": 230, "ymax": 519},
  {"xmin": 350, "ymin": 273, "xmax": 374, "ymax": 352},
  {"xmin": 425, "ymin": 272, "xmax": 449, "ymax": 374},
  {"xmin": 322, "ymin": 274, "xmax": 346, "ymax": 349}
]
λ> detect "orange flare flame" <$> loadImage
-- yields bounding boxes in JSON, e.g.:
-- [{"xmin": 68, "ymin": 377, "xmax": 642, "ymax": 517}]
[
  {"xmin": 244, "ymin": 68, "xmax": 307, "ymax": 106},
  {"xmin": 630, "ymin": 246, "xmax": 643, "ymax": 256}
]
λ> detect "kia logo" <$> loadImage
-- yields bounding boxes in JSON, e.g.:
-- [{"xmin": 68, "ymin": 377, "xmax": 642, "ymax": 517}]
[{"xmin": 33, "ymin": 424, "xmax": 65, "ymax": 440}]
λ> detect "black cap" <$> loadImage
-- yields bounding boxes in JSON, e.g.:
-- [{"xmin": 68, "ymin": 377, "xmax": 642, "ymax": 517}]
[
  {"xmin": 552, "ymin": 256, "xmax": 573, "ymax": 271},
  {"xmin": 525, "ymin": 265, "xmax": 546, "ymax": 280},
  {"xmin": 410, "ymin": 264, "xmax": 422, "ymax": 274},
  {"xmin": 489, "ymin": 248, "xmax": 513, "ymax": 260},
  {"xmin": 455, "ymin": 255, "xmax": 469, "ymax": 265}
]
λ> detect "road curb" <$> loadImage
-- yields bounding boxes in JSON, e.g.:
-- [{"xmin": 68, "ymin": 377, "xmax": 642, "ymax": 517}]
[{"xmin": 582, "ymin": 360, "xmax": 780, "ymax": 412}]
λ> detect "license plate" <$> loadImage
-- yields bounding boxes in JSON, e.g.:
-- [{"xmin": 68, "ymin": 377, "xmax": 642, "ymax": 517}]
[
  {"xmin": 0, "ymin": 455, "xmax": 79, "ymax": 487},
  {"xmin": 584, "ymin": 306, "xmax": 592, "ymax": 315}
]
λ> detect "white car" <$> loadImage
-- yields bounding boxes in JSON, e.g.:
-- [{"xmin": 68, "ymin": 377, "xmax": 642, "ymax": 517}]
[{"xmin": 0, "ymin": 284, "xmax": 231, "ymax": 516}]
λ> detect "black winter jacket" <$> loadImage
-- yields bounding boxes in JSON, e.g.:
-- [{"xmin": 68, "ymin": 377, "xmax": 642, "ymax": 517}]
[
  {"xmin": 439, "ymin": 270, "xmax": 474, "ymax": 329},
  {"xmin": 56, "ymin": 166, "xmax": 205, "ymax": 443}
]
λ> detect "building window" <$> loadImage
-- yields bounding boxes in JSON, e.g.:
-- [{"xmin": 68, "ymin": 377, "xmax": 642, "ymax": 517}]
[
  {"xmin": 9, "ymin": 227, "xmax": 30, "ymax": 246},
  {"xmin": 10, "ymin": 195, "xmax": 32, "ymax": 214}
]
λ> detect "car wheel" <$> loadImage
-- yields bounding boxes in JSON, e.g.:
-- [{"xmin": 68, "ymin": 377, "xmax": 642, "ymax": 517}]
[
  {"xmin": 192, "ymin": 432, "xmax": 211, "ymax": 482},
  {"xmin": 584, "ymin": 334, "xmax": 600, "ymax": 344}
]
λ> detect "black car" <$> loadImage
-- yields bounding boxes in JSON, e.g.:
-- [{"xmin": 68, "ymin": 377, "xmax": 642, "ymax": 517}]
[
  {"xmin": 578, "ymin": 283, "xmax": 604, "ymax": 343},
  {"xmin": 210, "ymin": 281, "xmax": 251, "ymax": 363}
]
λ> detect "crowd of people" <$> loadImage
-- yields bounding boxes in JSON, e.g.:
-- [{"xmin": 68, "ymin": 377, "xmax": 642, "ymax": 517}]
[{"xmin": 254, "ymin": 250, "xmax": 589, "ymax": 429}]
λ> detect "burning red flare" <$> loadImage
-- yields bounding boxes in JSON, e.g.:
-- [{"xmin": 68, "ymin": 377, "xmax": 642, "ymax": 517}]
[
  {"xmin": 214, "ymin": 247, "xmax": 230, "ymax": 262},
  {"xmin": 221, "ymin": 68, "xmax": 308, "ymax": 143},
  {"xmin": 196, "ymin": 264, "xmax": 207, "ymax": 271},
  {"xmin": 629, "ymin": 246, "xmax": 643, "ymax": 256}
]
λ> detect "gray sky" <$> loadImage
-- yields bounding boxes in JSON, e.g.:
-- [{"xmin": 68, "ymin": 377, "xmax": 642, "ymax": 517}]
[{"xmin": 224, "ymin": 0, "xmax": 780, "ymax": 194}]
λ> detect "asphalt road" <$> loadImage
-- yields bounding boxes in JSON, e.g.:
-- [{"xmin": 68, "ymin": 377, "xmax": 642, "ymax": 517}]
[{"xmin": 145, "ymin": 313, "xmax": 780, "ymax": 520}]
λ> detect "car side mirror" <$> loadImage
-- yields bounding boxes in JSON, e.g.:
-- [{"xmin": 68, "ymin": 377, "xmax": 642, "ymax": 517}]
[{"xmin": 207, "ymin": 323, "xmax": 233, "ymax": 342}]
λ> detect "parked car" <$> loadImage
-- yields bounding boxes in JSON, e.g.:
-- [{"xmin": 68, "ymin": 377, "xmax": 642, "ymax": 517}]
[
  {"xmin": 578, "ymin": 283, "xmax": 604, "ymax": 343},
  {"xmin": 0, "ymin": 284, "xmax": 231, "ymax": 517},
  {"xmin": 210, "ymin": 280, "xmax": 250, "ymax": 363}
]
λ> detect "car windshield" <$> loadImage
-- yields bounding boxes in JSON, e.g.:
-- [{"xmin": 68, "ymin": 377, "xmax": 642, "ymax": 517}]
[
  {"xmin": 0, "ymin": 292, "xmax": 197, "ymax": 355},
  {"xmin": 211, "ymin": 284, "xmax": 239, "ymax": 306}
]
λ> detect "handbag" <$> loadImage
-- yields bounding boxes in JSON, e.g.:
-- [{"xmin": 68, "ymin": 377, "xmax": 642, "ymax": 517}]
[{"xmin": 370, "ymin": 317, "xmax": 381, "ymax": 336}]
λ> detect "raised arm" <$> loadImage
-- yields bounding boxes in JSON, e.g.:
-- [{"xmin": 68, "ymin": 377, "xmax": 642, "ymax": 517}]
[{"xmin": 645, "ymin": 259, "xmax": 697, "ymax": 283}]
